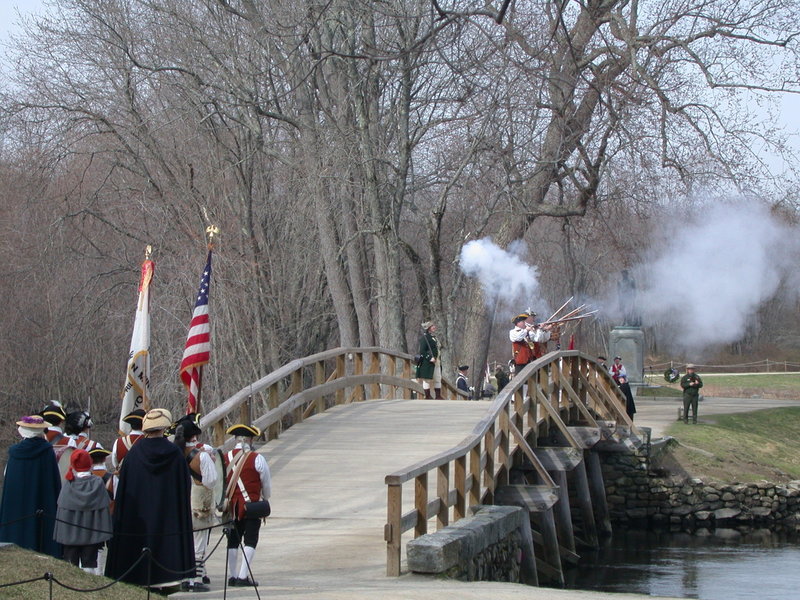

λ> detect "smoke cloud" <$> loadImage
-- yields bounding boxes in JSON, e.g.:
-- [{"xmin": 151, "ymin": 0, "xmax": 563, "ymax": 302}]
[
  {"xmin": 633, "ymin": 200, "xmax": 799, "ymax": 351},
  {"xmin": 459, "ymin": 238, "xmax": 549, "ymax": 315}
]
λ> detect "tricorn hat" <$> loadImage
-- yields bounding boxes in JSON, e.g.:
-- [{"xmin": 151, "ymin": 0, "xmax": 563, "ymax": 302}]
[
  {"xmin": 123, "ymin": 409, "xmax": 146, "ymax": 427},
  {"xmin": 226, "ymin": 423, "xmax": 261, "ymax": 438},
  {"xmin": 513, "ymin": 314, "xmax": 529, "ymax": 324},
  {"xmin": 458, "ymin": 365, "xmax": 469, "ymax": 371},
  {"xmin": 175, "ymin": 413, "xmax": 203, "ymax": 438},
  {"xmin": 142, "ymin": 408, "xmax": 173, "ymax": 432},
  {"xmin": 88, "ymin": 446, "xmax": 111, "ymax": 462},
  {"xmin": 41, "ymin": 404, "xmax": 67, "ymax": 425},
  {"xmin": 686, "ymin": 363, "xmax": 695, "ymax": 369}
]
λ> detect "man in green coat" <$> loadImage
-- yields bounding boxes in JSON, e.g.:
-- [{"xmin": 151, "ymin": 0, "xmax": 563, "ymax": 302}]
[
  {"xmin": 415, "ymin": 321, "xmax": 442, "ymax": 399},
  {"xmin": 680, "ymin": 364, "xmax": 703, "ymax": 424}
]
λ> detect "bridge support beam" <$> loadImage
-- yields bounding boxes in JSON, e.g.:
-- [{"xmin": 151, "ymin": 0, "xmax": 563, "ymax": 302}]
[
  {"xmin": 573, "ymin": 460, "xmax": 599, "ymax": 548},
  {"xmin": 585, "ymin": 450, "xmax": 612, "ymax": 536}
]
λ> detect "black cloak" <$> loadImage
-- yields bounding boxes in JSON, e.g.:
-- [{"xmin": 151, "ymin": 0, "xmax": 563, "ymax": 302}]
[
  {"xmin": 104, "ymin": 436, "xmax": 195, "ymax": 586},
  {"xmin": 0, "ymin": 437, "xmax": 62, "ymax": 557}
]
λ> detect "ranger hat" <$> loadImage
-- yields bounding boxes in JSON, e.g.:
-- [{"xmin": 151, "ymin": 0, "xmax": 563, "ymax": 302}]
[
  {"xmin": 142, "ymin": 408, "xmax": 173, "ymax": 432},
  {"xmin": 41, "ymin": 404, "xmax": 67, "ymax": 425},
  {"xmin": 123, "ymin": 408, "xmax": 146, "ymax": 428},
  {"xmin": 226, "ymin": 423, "xmax": 261, "ymax": 438}
]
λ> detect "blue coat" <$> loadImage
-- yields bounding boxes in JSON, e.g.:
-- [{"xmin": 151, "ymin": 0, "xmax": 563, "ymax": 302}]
[{"xmin": 0, "ymin": 437, "xmax": 62, "ymax": 557}]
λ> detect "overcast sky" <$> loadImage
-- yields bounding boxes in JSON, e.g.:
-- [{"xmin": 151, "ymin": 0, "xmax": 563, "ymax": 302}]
[{"xmin": 1, "ymin": 0, "xmax": 798, "ymax": 174}]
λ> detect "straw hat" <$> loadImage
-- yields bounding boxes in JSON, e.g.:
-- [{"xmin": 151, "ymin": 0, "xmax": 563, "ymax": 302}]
[{"xmin": 142, "ymin": 408, "xmax": 173, "ymax": 432}]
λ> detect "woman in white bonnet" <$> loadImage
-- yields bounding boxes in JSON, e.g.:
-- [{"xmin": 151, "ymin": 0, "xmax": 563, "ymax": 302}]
[{"xmin": 0, "ymin": 415, "xmax": 62, "ymax": 557}]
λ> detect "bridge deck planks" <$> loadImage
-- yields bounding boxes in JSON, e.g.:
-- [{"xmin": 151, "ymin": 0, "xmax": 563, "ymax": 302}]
[{"xmin": 187, "ymin": 399, "xmax": 491, "ymax": 596}]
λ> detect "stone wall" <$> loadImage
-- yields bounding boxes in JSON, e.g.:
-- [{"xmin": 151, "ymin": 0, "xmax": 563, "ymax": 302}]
[
  {"xmin": 601, "ymin": 442, "xmax": 800, "ymax": 530},
  {"xmin": 406, "ymin": 505, "xmax": 529, "ymax": 583}
]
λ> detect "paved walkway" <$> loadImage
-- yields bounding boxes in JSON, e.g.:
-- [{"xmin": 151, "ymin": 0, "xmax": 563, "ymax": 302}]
[{"xmin": 633, "ymin": 395, "xmax": 800, "ymax": 438}]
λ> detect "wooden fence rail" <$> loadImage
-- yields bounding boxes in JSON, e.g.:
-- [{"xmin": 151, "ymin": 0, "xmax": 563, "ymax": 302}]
[
  {"xmin": 383, "ymin": 350, "xmax": 634, "ymax": 576},
  {"xmin": 199, "ymin": 346, "xmax": 468, "ymax": 449}
]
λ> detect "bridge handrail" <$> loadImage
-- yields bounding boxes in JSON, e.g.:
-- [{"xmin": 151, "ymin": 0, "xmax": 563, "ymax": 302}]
[
  {"xmin": 383, "ymin": 350, "xmax": 633, "ymax": 575},
  {"xmin": 199, "ymin": 346, "xmax": 468, "ymax": 448}
]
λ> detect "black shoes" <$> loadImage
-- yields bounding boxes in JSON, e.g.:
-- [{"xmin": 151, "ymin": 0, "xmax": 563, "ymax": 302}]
[
  {"xmin": 181, "ymin": 581, "xmax": 210, "ymax": 592},
  {"xmin": 228, "ymin": 577, "xmax": 259, "ymax": 587}
]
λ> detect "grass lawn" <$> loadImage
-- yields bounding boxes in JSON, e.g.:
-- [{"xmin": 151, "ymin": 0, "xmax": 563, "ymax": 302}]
[
  {"xmin": 642, "ymin": 372, "xmax": 800, "ymax": 400},
  {"xmin": 664, "ymin": 406, "xmax": 800, "ymax": 483},
  {"xmin": 0, "ymin": 545, "xmax": 164, "ymax": 599}
]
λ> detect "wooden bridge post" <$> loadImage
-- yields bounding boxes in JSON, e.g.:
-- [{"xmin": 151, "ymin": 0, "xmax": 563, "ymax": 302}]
[
  {"xmin": 437, "ymin": 462, "xmax": 450, "ymax": 529},
  {"xmin": 267, "ymin": 385, "xmax": 280, "ymax": 440},
  {"xmin": 573, "ymin": 460, "xmax": 599, "ymax": 548},
  {"xmin": 454, "ymin": 455, "xmax": 466, "ymax": 520},
  {"xmin": 335, "ymin": 355, "xmax": 346, "ymax": 405},
  {"xmin": 415, "ymin": 473, "xmax": 428, "ymax": 537},
  {"xmin": 585, "ymin": 450, "xmax": 612, "ymax": 535},
  {"xmin": 291, "ymin": 370, "xmax": 303, "ymax": 424},
  {"xmin": 497, "ymin": 409, "xmax": 511, "ymax": 488},
  {"xmin": 469, "ymin": 445, "xmax": 481, "ymax": 506},
  {"xmin": 532, "ymin": 507, "xmax": 564, "ymax": 587},
  {"xmin": 369, "ymin": 351, "xmax": 381, "ymax": 399},
  {"xmin": 386, "ymin": 483, "xmax": 402, "ymax": 576},
  {"xmin": 314, "ymin": 361, "xmax": 325, "ymax": 415},
  {"xmin": 353, "ymin": 352, "xmax": 365, "ymax": 402},
  {"xmin": 552, "ymin": 469, "xmax": 576, "ymax": 553},
  {"xmin": 483, "ymin": 423, "xmax": 495, "ymax": 504}
]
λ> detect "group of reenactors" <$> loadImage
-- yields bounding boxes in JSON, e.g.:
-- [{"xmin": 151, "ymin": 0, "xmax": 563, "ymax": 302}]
[{"xmin": 0, "ymin": 402, "xmax": 271, "ymax": 592}]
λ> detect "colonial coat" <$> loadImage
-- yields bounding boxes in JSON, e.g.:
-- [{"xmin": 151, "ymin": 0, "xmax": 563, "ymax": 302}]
[{"xmin": 415, "ymin": 331, "xmax": 439, "ymax": 380}]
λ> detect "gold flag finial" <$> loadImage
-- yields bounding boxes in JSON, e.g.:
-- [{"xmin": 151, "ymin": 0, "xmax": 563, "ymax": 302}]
[{"xmin": 206, "ymin": 225, "xmax": 219, "ymax": 249}]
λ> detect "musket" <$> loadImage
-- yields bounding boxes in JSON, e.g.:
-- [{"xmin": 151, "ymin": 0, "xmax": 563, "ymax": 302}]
[
  {"xmin": 540, "ymin": 310, "xmax": 598, "ymax": 326},
  {"xmin": 546, "ymin": 297, "xmax": 574, "ymax": 323},
  {"xmin": 549, "ymin": 304, "xmax": 587, "ymax": 323}
]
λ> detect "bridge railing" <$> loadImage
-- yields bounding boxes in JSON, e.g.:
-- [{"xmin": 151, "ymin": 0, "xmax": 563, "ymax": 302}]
[
  {"xmin": 199, "ymin": 346, "xmax": 468, "ymax": 449},
  {"xmin": 383, "ymin": 350, "xmax": 633, "ymax": 576}
]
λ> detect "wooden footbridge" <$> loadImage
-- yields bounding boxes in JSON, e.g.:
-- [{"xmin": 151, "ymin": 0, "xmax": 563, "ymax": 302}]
[{"xmin": 173, "ymin": 348, "xmax": 644, "ymax": 599}]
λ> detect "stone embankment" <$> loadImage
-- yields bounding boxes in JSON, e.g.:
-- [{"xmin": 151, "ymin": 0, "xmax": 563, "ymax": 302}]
[{"xmin": 602, "ymin": 441, "xmax": 800, "ymax": 530}]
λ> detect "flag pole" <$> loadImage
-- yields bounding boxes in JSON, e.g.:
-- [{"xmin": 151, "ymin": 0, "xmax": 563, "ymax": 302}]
[
  {"xmin": 142, "ymin": 245, "xmax": 152, "ymax": 413},
  {"xmin": 195, "ymin": 226, "xmax": 217, "ymax": 414},
  {"xmin": 119, "ymin": 245, "xmax": 154, "ymax": 434}
]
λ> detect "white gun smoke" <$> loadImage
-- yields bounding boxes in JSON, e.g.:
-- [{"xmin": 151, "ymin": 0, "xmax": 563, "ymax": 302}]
[
  {"xmin": 633, "ymin": 200, "xmax": 799, "ymax": 351},
  {"xmin": 459, "ymin": 238, "xmax": 549, "ymax": 315}
]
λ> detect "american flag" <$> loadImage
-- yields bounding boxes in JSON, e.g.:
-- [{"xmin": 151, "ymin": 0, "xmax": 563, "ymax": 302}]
[{"xmin": 180, "ymin": 251, "xmax": 212, "ymax": 414}]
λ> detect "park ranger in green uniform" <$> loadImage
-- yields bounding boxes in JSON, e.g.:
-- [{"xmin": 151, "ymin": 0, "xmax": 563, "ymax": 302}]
[{"xmin": 680, "ymin": 364, "xmax": 703, "ymax": 424}]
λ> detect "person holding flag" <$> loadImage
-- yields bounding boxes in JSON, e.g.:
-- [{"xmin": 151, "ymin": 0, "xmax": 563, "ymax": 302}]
[
  {"xmin": 180, "ymin": 226, "xmax": 217, "ymax": 414},
  {"xmin": 119, "ymin": 247, "xmax": 154, "ymax": 434}
]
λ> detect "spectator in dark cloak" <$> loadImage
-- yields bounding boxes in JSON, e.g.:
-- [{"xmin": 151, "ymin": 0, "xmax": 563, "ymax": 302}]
[
  {"xmin": 0, "ymin": 415, "xmax": 62, "ymax": 557},
  {"xmin": 104, "ymin": 408, "xmax": 195, "ymax": 587}
]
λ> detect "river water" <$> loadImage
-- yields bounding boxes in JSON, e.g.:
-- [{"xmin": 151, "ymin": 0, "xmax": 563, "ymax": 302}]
[{"xmin": 565, "ymin": 528, "xmax": 800, "ymax": 599}]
